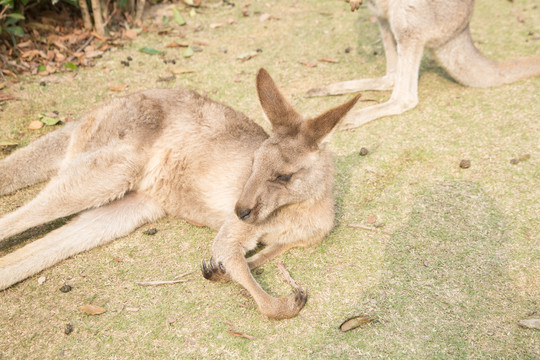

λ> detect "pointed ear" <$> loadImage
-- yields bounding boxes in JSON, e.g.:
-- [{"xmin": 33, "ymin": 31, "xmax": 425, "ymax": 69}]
[
  {"xmin": 302, "ymin": 94, "xmax": 361, "ymax": 146},
  {"xmin": 256, "ymin": 68, "xmax": 301, "ymax": 133}
]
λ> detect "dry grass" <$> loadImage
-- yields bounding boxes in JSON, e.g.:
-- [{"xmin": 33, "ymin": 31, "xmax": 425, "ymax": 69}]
[{"xmin": 1, "ymin": 0, "xmax": 539, "ymax": 358}]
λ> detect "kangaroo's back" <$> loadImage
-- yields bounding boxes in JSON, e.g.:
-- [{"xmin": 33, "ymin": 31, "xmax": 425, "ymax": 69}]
[{"xmin": 132, "ymin": 89, "xmax": 269, "ymax": 230}]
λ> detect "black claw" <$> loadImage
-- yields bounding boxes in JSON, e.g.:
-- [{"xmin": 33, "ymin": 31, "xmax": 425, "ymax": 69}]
[{"xmin": 218, "ymin": 262, "xmax": 225, "ymax": 272}]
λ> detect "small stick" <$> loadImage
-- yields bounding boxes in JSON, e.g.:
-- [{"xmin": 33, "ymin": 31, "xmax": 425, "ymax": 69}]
[
  {"xmin": 174, "ymin": 270, "xmax": 196, "ymax": 279},
  {"xmin": 348, "ymin": 223, "xmax": 392, "ymax": 235},
  {"xmin": 276, "ymin": 263, "xmax": 300, "ymax": 289},
  {"xmin": 226, "ymin": 329, "xmax": 254, "ymax": 340},
  {"xmin": 136, "ymin": 279, "xmax": 192, "ymax": 286}
]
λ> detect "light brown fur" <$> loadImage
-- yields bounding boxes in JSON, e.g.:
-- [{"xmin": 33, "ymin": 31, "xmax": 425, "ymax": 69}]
[
  {"xmin": 0, "ymin": 69, "xmax": 359, "ymax": 319},
  {"xmin": 308, "ymin": 0, "xmax": 540, "ymax": 128}
]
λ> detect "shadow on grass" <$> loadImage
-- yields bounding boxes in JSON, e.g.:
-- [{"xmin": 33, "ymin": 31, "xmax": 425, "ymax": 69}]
[{"xmin": 347, "ymin": 181, "xmax": 535, "ymax": 358}]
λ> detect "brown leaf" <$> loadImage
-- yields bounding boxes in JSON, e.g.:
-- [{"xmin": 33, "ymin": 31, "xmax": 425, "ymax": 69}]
[
  {"xmin": 28, "ymin": 120, "xmax": 44, "ymax": 130},
  {"xmin": 227, "ymin": 329, "xmax": 254, "ymax": 340},
  {"xmin": 259, "ymin": 13, "xmax": 272, "ymax": 22},
  {"xmin": 318, "ymin": 57, "xmax": 339, "ymax": 64},
  {"xmin": 108, "ymin": 84, "xmax": 128, "ymax": 91},
  {"xmin": 170, "ymin": 68, "xmax": 197, "ymax": 75},
  {"xmin": 299, "ymin": 61, "xmax": 317, "ymax": 68},
  {"xmin": 0, "ymin": 91, "xmax": 17, "ymax": 102},
  {"xmin": 166, "ymin": 41, "xmax": 189, "ymax": 48},
  {"xmin": 367, "ymin": 215, "xmax": 377, "ymax": 224},
  {"xmin": 80, "ymin": 304, "xmax": 107, "ymax": 315},
  {"xmin": 339, "ymin": 315, "xmax": 377, "ymax": 332},
  {"xmin": 210, "ymin": 23, "xmax": 224, "ymax": 29},
  {"xmin": 124, "ymin": 29, "xmax": 138, "ymax": 40}
]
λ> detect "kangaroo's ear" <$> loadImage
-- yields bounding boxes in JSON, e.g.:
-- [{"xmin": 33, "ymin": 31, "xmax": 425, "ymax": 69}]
[
  {"xmin": 256, "ymin": 68, "xmax": 301, "ymax": 134},
  {"xmin": 302, "ymin": 94, "xmax": 361, "ymax": 146}
]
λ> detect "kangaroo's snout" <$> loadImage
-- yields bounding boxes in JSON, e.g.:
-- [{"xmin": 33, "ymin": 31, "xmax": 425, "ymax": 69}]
[{"xmin": 235, "ymin": 204, "xmax": 253, "ymax": 221}]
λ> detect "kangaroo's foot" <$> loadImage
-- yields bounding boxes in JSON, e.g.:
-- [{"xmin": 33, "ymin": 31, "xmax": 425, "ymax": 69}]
[
  {"xmin": 262, "ymin": 287, "xmax": 308, "ymax": 320},
  {"xmin": 201, "ymin": 257, "xmax": 231, "ymax": 282}
]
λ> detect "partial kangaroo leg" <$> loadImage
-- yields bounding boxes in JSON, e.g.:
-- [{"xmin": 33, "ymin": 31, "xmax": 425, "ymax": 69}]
[
  {"xmin": 0, "ymin": 144, "xmax": 143, "ymax": 242},
  {"xmin": 339, "ymin": 37, "xmax": 425, "ymax": 129},
  {"xmin": 0, "ymin": 122, "xmax": 75, "ymax": 196},
  {"xmin": 203, "ymin": 217, "xmax": 307, "ymax": 319},
  {"xmin": 306, "ymin": 17, "xmax": 398, "ymax": 97},
  {"xmin": 0, "ymin": 192, "xmax": 164, "ymax": 290}
]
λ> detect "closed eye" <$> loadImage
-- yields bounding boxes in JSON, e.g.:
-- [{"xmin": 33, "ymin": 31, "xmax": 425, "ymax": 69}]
[{"xmin": 276, "ymin": 173, "xmax": 293, "ymax": 183}]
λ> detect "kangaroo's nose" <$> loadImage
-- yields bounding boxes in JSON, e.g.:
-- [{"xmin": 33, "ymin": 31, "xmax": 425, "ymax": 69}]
[{"xmin": 235, "ymin": 204, "xmax": 252, "ymax": 221}]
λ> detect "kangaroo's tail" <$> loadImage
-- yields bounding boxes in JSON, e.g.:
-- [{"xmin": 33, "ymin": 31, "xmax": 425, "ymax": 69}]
[
  {"xmin": 0, "ymin": 121, "xmax": 76, "ymax": 196},
  {"xmin": 432, "ymin": 25, "xmax": 540, "ymax": 88}
]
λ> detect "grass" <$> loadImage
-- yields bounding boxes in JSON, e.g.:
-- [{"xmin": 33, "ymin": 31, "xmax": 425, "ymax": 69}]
[{"xmin": 1, "ymin": 0, "xmax": 539, "ymax": 358}]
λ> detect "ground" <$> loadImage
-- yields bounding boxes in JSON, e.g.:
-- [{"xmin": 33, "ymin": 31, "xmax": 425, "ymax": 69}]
[{"xmin": 0, "ymin": 0, "xmax": 539, "ymax": 358}]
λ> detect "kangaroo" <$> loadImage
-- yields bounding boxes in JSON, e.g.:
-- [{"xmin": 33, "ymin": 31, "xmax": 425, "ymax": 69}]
[
  {"xmin": 0, "ymin": 69, "xmax": 360, "ymax": 319},
  {"xmin": 308, "ymin": 0, "xmax": 540, "ymax": 129}
]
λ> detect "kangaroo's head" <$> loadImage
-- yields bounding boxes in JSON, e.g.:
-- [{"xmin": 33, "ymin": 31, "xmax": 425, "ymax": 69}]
[{"xmin": 234, "ymin": 69, "xmax": 360, "ymax": 224}]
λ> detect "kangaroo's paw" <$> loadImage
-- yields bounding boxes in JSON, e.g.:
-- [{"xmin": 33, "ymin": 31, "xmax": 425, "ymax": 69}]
[
  {"xmin": 262, "ymin": 287, "xmax": 309, "ymax": 320},
  {"xmin": 201, "ymin": 257, "xmax": 231, "ymax": 282}
]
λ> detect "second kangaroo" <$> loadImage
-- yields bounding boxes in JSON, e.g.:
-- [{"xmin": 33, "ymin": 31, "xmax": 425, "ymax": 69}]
[{"xmin": 0, "ymin": 69, "xmax": 359, "ymax": 319}]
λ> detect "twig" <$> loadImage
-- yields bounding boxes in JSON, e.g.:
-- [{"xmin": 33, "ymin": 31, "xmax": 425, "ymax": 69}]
[
  {"xmin": 348, "ymin": 223, "xmax": 392, "ymax": 235},
  {"xmin": 174, "ymin": 270, "xmax": 196, "ymax": 280},
  {"xmin": 136, "ymin": 279, "xmax": 193, "ymax": 286},
  {"xmin": 276, "ymin": 263, "xmax": 300, "ymax": 289},
  {"xmin": 226, "ymin": 329, "xmax": 254, "ymax": 340}
]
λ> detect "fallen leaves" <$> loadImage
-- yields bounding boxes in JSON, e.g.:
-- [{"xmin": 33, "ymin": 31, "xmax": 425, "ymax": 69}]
[
  {"xmin": 226, "ymin": 329, "xmax": 255, "ymax": 340},
  {"xmin": 108, "ymin": 84, "xmax": 128, "ymax": 92},
  {"xmin": 170, "ymin": 68, "xmax": 196, "ymax": 75},
  {"xmin": 28, "ymin": 120, "xmax": 44, "ymax": 130},
  {"xmin": 80, "ymin": 304, "xmax": 107, "ymax": 315},
  {"xmin": 237, "ymin": 51, "xmax": 259, "ymax": 62},
  {"xmin": 339, "ymin": 315, "xmax": 378, "ymax": 332}
]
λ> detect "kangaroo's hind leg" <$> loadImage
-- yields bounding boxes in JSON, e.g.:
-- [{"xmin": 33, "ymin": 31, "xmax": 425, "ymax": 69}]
[
  {"xmin": 0, "ymin": 144, "xmax": 145, "ymax": 242},
  {"xmin": 0, "ymin": 192, "xmax": 165, "ymax": 290},
  {"xmin": 0, "ymin": 122, "xmax": 76, "ymax": 196}
]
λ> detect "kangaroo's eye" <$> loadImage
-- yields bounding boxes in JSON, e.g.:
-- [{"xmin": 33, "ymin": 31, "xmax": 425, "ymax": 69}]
[{"xmin": 276, "ymin": 173, "xmax": 293, "ymax": 183}]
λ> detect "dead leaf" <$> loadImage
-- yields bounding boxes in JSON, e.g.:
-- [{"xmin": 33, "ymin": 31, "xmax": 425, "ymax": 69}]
[
  {"xmin": 193, "ymin": 39, "xmax": 209, "ymax": 46},
  {"xmin": 37, "ymin": 276, "xmax": 47, "ymax": 285},
  {"xmin": 339, "ymin": 315, "xmax": 377, "ymax": 332},
  {"xmin": 210, "ymin": 23, "xmax": 224, "ymax": 29},
  {"xmin": 227, "ymin": 329, "xmax": 254, "ymax": 340},
  {"xmin": 0, "ymin": 91, "xmax": 17, "ymax": 102},
  {"xmin": 170, "ymin": 68, "xmax": 196, "ymax": 75},
  {"xmin": 166, "ymin": 41, "xmax": 189, "ymax": 48},
  {"xmin": 84, "ymin": 50, "xmax": 103, "ymax": 59},
  {"xmin": 108, "ymin": 84, "xmax": 128, "ymax": 91},
  {"xmin": 318, "ymin": 57, "xmax": 339, "ymax": 64},
  {"xmin": 80, "ymin": 304, "xmax": 107, "ymax": 315},
  {"xmin": 237, "ymin": 51, "xmax": 258, "ymax": 62},
  {"xmin": 28, "ymin": 120, "xmax": 44, "ymax": 130},
  {"xmin": 124, "ymin": 29, "xmax": 138, "ymax": 40},
  {"xmin": 259, "ymin": 13, "xmax": 272, "ymax": 22},
  {"xmin": 367, "ymin": 215, "xmax": 377, "ymax": 224},
  {"xmin": 518, "ymin": 319, "xmax": 540, "ymax": 330},
  {"xmin": 299, "ymin": 61, "xmax": 317, "ymax": 68}
]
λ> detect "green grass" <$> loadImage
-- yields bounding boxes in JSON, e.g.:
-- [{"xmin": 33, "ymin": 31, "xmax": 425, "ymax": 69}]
[{"xmin": 1, "ymin": 0, "xmax": 539, "ymax": 358}]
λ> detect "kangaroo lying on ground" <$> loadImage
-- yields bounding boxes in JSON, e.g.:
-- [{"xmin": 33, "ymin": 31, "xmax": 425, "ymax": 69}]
[
  {"xmin": 308, "ymin": 0, "xmax": 540, "ymax": 129},
  {"xmin": 0, "ymin": 69, "xmax": 359, "ymax": 319}
]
